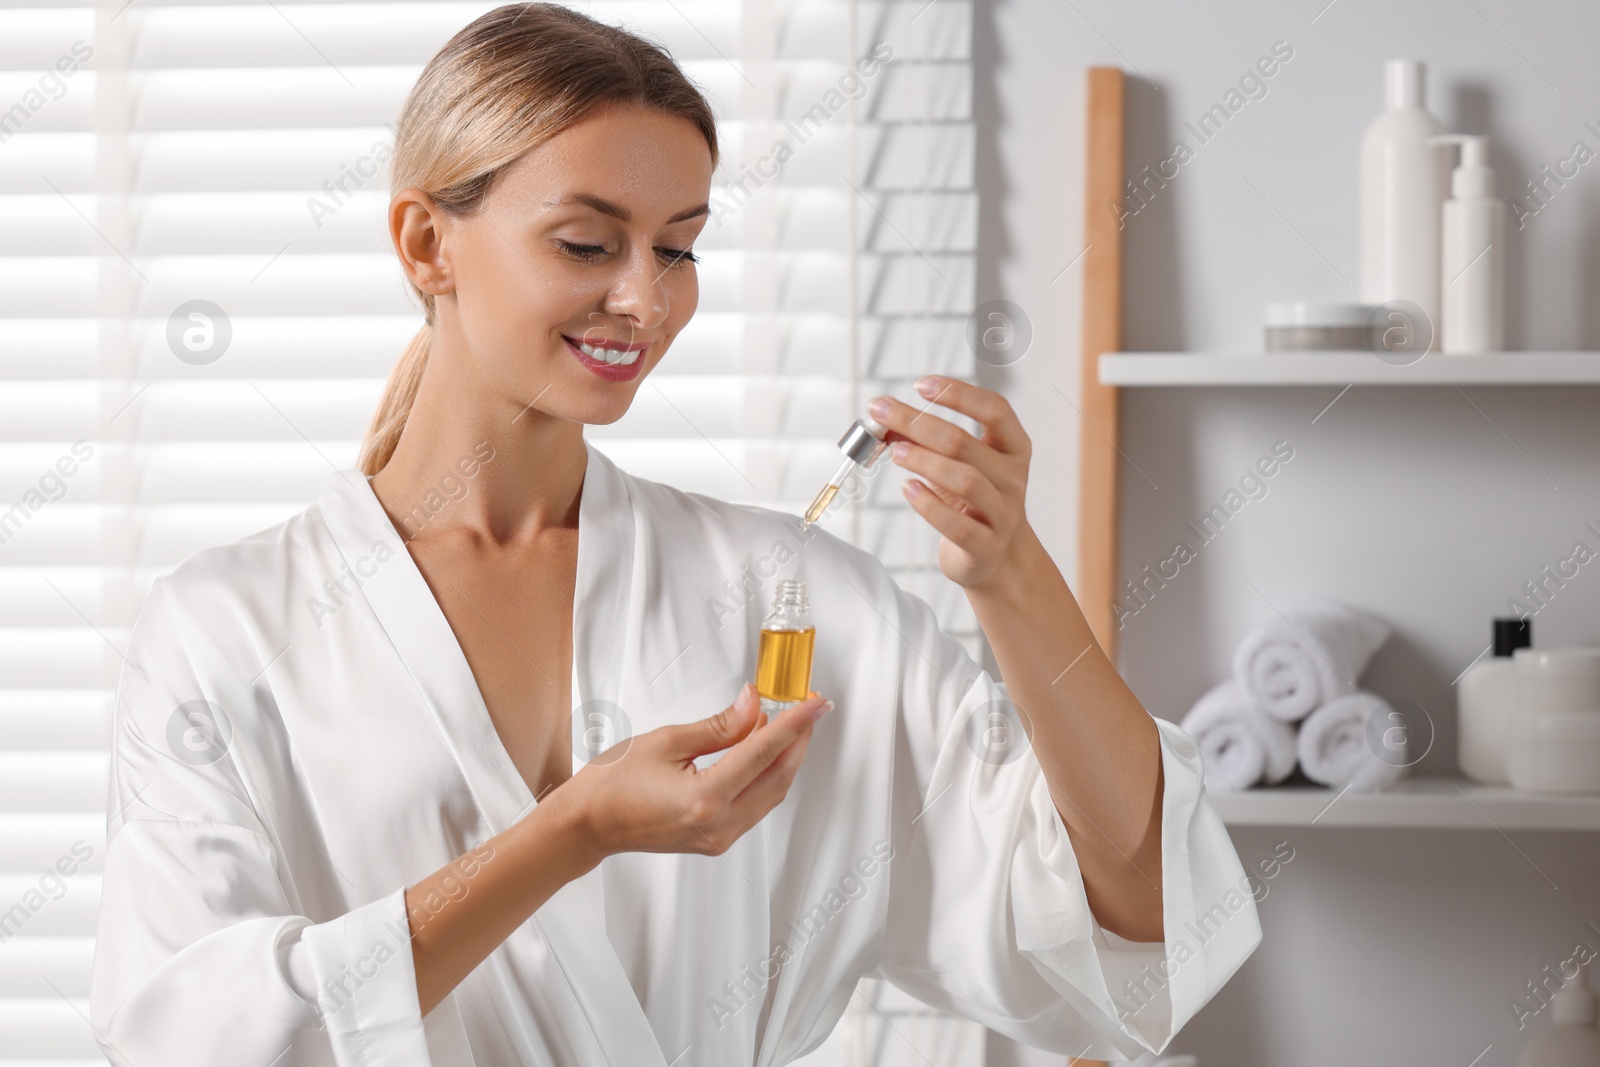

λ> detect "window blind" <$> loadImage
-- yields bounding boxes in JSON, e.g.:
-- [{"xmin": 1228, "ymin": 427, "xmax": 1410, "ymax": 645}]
[{"xmin": 0, "ymin": 1, "xmax": 975, "ymax": 1060}]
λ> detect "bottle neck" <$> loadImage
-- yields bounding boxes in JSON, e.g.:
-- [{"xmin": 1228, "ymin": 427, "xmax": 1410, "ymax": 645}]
[
  {"xmin": 1451, "ymin": 167, "xmax": 1495, "ymax": 200},
  {"xmin": 766, "ymin": 580, "xmax": 810, "ymax": 629},
  {"xmin": 1385, "ymin": 60, "xmax": 1424, "ymax": 110}
]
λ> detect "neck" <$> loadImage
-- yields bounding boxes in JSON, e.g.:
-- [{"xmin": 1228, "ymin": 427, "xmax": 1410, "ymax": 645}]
[{"xmin": 371, "ymin": 316, "xmax": 588, "ymax": 546}]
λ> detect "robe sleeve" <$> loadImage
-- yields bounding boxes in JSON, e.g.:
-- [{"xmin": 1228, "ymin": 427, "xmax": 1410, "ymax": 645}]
[
  {"xmin": 89, "ymin": 577, "xmax": 433, "ymax": 1067},
  {"xmin": 872, "ymin": 582, "xmax": 1261, "ymax": 1059}
]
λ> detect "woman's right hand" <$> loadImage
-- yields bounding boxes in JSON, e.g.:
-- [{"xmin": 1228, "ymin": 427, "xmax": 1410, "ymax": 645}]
[{"xmin": 549, "ymin": 682, "xmax": 831, "ymax": 863}]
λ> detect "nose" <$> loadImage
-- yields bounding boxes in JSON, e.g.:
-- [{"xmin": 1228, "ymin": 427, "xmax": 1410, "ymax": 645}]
[{"xmin": 602, "ymin": 244, "xmax": 670, "ymax": 334}]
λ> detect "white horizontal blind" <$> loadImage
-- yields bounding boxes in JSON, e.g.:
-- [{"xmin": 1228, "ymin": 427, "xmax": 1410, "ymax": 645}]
[
  {"xmin": 0, "ymin": 1, "xmax": 974, "ymax": 1061},
  {"xmin": 741, "ymin": 0, "xmax": 979, "ymax": 646}
]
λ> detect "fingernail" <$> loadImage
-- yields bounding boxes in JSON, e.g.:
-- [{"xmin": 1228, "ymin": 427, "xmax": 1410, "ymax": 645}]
[
  {"xmin": 810, "ymin": 699, "xmax": 836, "ymax": 722},
  {"xmin": 902, "ymin": 479, "xmax": 922, "ymax": 498},
  {"xmin": 739, "ymin": 682, "xmax": 756, "ymax": 709},
  {"xmin": 914, "ymin": 375, "xmax": 940, "ymax": 398},
  {"xmin": 867, "ymin": 396, "xmax": 891, "ymax": 420},
  {"xmin": 891, "ymin": 440, "xmax": 909, "ymax": 462}
]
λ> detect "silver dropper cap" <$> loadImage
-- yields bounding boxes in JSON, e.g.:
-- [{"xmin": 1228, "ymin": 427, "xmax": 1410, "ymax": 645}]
[{"xmin": 837, "ymin": 417, "xmax": 888, "ymax": 466}]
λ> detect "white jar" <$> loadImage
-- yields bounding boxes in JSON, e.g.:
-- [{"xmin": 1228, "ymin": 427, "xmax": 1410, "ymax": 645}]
[
  {"xmin": 1263, "ymin": 302, "xmax": 1376, "ymax": 351},
  {"xmin": 1509, "ymin": 649, "xmax": 1600, "ymax": 795},
  {"xmin": 1515, "ymin": 648, "xmax": 1600, "ymax": 712}
]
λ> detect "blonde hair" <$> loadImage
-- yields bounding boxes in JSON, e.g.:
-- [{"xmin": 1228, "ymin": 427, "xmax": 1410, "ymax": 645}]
[{"xmin": 359, "ymin": 2, "xmax": 719, "ymax": 475}]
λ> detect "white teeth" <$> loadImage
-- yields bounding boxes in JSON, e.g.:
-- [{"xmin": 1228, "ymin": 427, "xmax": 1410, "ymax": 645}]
[{"xmin": 576, "ymin": 340, "xmax": 641, "ymax": 366}]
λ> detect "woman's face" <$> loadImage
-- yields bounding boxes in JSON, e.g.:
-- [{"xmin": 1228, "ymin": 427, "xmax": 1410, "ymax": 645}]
[{"xmin": 405, "ymin": 102, "xmax": 714, "ymax": 426}]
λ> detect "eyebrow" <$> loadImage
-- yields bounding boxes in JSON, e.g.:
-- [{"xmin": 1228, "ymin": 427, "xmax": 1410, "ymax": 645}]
[{"xmin": 546, "ymin": 193, "xmax": 709, "ymax": 224}]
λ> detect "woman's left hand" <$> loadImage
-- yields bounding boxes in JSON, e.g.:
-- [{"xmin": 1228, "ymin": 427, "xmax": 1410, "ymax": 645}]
[{"xmin": 868, "ymin": 375, "xmax": 1033, "ymax": 590}]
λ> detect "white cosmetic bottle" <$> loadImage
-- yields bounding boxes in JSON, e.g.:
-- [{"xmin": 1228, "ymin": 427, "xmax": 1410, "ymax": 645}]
[
  {"xmin": 1360, "ymin": 60, "xmax": 1449, "ymax": 333},
  {"xmin": 1434, "ymin": 134, "xmax": 1505, "ymax": 353},
  {"xmin": 1458, "ymin": 617, "xmax": 1530, "ymax": 785},
  {"xmin": 1516, "ymin": 961, "xmax": 1600, "ymax": 1067}
]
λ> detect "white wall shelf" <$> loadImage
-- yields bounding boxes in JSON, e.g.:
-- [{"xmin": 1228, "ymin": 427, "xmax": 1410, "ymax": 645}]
[
  {"xmin": 1210, "ymin": 777, "xmax": 1600, "ymax": 830},
  {"xmin": 1100, "ymin": 351, "xmax": 1600, "ymax": 386}
]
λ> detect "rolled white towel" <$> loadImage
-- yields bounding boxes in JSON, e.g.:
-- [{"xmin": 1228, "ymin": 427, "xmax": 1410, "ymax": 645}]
[
  {"xmin": 1232, "ymin": 601, "xmax": 1391, "ymax": 723},
  {"xmin": 1180, "ymin": 681, "xmax": 1297, "ymax": 793},
  {"xmin": 1296, "ymin": 691, "xmax": 1407, "ymax": 792}
]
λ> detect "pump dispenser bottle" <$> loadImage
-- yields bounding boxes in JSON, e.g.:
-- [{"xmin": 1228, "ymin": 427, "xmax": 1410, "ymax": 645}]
[
  {"xmin": 1516, "ymin": 960, "xmax": 1600, "ymax": 1067},
  {"xmin": 1433, "ymin": 134, "xmax": 1505, "ymax": 353},
  {"xmin": 756, "ymin": 580, "xmax": 815, "ymax": 715},
  {"xmin": 1360, "ymin": 60, "xmax": 1449, "ymax": 331}
]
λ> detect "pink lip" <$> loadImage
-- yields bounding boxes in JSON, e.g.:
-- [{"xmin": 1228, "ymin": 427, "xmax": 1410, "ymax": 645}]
[{"xmin": 562, "ymin": 335, "xmax": 648, "ymax": 383}]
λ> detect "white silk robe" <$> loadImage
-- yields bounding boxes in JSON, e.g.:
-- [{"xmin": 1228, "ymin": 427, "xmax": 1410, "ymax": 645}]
[{"xmin": 89, "ymin": 441, "xmax": 1261, "ymax": 1066}]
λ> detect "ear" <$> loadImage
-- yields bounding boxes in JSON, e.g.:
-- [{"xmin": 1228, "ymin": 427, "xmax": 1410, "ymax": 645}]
[{"xmin": 390, "ymin": 189, "xmax": 453, "ymax": 298}]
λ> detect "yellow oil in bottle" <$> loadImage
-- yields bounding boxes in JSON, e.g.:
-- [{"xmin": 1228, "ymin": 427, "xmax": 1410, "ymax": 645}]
[
  {"xmin": 801, "ymin": 483, "xmax": 841, "ymax": 527},
  {"xmin": 756, "ymin": 627, "xmax": 815, "ymax": 703}
]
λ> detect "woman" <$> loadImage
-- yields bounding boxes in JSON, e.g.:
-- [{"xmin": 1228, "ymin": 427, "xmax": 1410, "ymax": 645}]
[{"xmin": 89, "ymin": 5, "xmax": 1259, "ymax": 1064}]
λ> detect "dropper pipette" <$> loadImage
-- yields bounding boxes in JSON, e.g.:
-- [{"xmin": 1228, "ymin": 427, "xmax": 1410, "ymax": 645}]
[{"xmin": 801, "ymin": 416, "xmax": 889, "ymax": 527}]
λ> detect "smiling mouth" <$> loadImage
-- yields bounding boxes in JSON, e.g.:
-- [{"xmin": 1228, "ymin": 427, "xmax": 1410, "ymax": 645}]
[{"xmin": 562, "ymin": 335, "xmax": 650, "ymax": 382}]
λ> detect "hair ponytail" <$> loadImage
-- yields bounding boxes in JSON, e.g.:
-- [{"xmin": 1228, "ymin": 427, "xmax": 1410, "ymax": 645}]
[
  {"xmin": 357, "ymin": 2, "xmax": 719, "ymax": 475},
  {"xmin": 358, "ymin": 322, "xmax": 432, "ymax": 476}
]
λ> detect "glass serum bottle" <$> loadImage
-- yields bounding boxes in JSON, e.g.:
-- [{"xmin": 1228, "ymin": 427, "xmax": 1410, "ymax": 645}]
[{"xmin": 756, "ymin": 580, "xmax": 815, "ymax": 715}]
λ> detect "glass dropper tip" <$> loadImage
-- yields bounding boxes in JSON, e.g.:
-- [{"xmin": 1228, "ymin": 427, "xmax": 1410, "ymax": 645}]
[
  {"xmin": 801, "ymin": 484, "xmax": 838, "ymax": 527},
  {"xmin": 801, "ymin": 455, "xmax": 859, "ymax": 527}
]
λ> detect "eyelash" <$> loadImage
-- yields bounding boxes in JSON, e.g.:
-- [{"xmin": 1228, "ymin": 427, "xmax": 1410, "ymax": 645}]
[{"xmin": 556, "ymin": 240, "xmax": 700, "ymax": 267}]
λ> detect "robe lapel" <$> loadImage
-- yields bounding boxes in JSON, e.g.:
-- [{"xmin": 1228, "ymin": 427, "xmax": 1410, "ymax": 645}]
[
  {"xmin": 316, "ymin": 469, "xmax": 531, "ymax": 830},
  {"xmin": 315, "ymin": 449, "xmax": 668, "ymax": 1066},
  {"xmin": 567, "ymin": 442, "xmax": 637, "ymax": 774},
  {"xmin": 538, "ymin": 444, "xmax": 672, "ymax": 1064}
]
